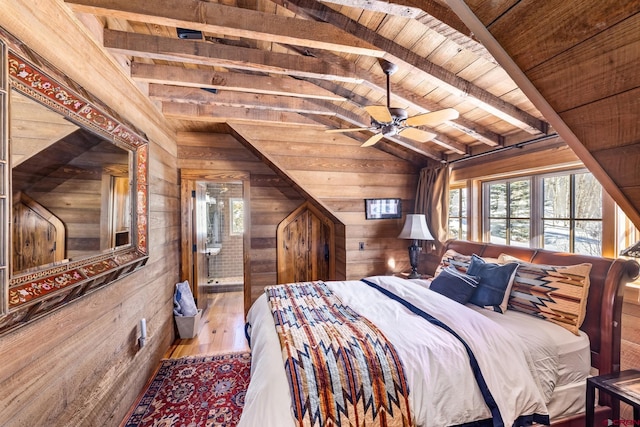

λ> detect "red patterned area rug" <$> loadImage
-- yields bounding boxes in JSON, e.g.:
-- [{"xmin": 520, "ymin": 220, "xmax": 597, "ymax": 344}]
[{"xmin": 122, "ymin": 352, "xmax": 251, "ymax": 427}]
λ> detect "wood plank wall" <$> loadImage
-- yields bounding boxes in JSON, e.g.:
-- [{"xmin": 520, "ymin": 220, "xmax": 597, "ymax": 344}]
[
  {"xmin": 227, "ymin": 124, "xmax": 421, "ymax": 281},
  {"xmin": 0, "ymin": 2, "xmax": 181, "ymax": 425},
  {"xmin": 178, "ymin": 127, "xmax": 422, "ymax": 306}
]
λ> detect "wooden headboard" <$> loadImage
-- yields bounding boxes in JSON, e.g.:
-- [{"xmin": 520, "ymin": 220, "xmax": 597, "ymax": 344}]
[{"xmin": 440, "ymin": 240, "xmax": 639, "ymax": 378}]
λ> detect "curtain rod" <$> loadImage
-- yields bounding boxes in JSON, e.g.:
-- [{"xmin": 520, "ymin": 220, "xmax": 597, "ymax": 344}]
[{"xmin": 447, "ymin": 133, "xmax": 560, "ymax": 165}]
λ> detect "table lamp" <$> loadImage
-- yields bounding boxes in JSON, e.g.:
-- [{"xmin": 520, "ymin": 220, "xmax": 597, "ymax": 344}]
[{"xmin": 398, "ymin": 214, "xmax": 434, "ymax": 279}]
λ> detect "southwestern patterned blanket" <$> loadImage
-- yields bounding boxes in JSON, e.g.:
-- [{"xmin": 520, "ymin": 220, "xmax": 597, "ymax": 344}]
[{"xmin": 266, "ymin": 281, "xmax": 412, "ymax": 427}]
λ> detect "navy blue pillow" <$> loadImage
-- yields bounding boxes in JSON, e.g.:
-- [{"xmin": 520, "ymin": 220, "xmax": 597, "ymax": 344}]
[
  {"xmin": 429, "ymin": 266, "xmax": 479, "ymax": 304},
  {"xmin": 467, "ymin": 254, "xmax": 518, "ymax": 313}
]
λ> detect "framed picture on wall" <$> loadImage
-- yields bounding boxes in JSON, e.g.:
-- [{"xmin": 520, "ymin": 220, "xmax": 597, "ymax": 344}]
[{"xmin": 364, "ymin": 198, "xmax": 402, "ymax": 220}]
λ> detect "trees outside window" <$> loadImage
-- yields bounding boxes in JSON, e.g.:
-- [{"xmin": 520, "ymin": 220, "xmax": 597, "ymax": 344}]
[
  {"xmin": 484, "ymin": 179, "xmax": 530, "ymax": 247},
  {"xmin": 448, "ymin": 187, "xmax": 467, "ymax": 240},
  {"xmin": 479, "ymin": 171, "xmax": 603, "ymax": 255}
]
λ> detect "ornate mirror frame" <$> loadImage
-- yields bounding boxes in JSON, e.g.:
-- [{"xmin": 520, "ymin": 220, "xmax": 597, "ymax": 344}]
[{"xmin": 0, "ymin": 28, "xmax": 149, "ymax": 335}]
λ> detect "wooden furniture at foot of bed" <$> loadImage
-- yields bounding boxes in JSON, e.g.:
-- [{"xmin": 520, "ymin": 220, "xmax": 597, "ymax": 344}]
[{"xmin": 439, "ymin": 240, "xmax": 640, "ymax": 426}]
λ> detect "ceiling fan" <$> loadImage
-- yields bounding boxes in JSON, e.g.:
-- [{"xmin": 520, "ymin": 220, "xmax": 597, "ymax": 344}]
[{"xmin": 327, "ymin": 59, "xmax": 460, "ymax": 147}]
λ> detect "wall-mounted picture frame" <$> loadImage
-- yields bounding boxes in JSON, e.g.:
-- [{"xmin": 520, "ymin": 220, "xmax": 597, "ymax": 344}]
[{"xmin": 365, "ymin": 198, "xmax": 402, "ymax": 220}]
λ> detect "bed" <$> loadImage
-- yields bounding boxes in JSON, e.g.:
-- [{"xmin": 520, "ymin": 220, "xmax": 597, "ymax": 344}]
[{"xmin": 239, "ymin": 240, "xmax": 639, "ymax": 426}]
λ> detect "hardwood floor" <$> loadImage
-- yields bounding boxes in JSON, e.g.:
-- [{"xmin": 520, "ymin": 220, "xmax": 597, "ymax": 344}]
[{"xmin": 164, "ymin": 291, "xmax": 249, "ymax": 359}]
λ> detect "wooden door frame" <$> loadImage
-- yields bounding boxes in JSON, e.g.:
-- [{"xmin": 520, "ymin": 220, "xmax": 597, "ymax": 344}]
[{"xmin": 180, "ymin": 170, "xmax": 251, "ymax": 313}]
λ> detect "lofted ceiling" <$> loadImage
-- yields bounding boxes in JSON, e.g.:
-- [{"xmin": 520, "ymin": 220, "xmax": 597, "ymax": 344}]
[
  {"xmin": 61, "ymin": 0, "xmax": 640, "ymax": 226},
  {"xmin": 63, "ymin": 0, "xmax": 552, "ymax": 165}
]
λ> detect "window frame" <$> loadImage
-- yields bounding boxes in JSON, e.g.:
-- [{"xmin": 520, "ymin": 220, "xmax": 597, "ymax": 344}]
[
  {"xmin": 478, "ymin": 168, "xmax": 604, "ymax": 255},
  {"xmin": 448, "ymin": 184, "xmax": 468, "ymax": 240}
]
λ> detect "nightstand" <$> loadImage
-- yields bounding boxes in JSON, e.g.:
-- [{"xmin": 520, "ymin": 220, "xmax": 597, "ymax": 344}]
[
  {"xmin": 394, "ymin": 272, "xmax": 432, "ymax": 280},
  {"xmin": 586, "ymin": 369, "xmax": 640, "ymax": 426}
]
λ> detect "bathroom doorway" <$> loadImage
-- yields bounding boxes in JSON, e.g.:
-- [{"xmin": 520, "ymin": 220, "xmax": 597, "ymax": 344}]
[
  {"xmin": 203, "ymin": 182, "xmax": 244, "ymax": 292},
  {"xmin": 180, "ymin": 170, "xmax": 250, "ymax": 313}
]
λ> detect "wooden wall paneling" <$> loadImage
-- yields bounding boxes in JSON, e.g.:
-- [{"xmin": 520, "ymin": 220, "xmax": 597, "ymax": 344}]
[
  {"xmin": 526, "ymin": 13, "xmax": 640, "ymax": 115},
  {"xmin": 228, "ymin": 124, "xmax": 420, "ymax": 282},
  {"xmin": 486, "ymin": 0, "xmax": 640, "ymax": 72},
  {"xmin": 450, "ymin": 140, "xmax": 581, "ymax": 182},
  {"xmin": 560, "ymin": 87, "xmax": 640, "ymax": 152},
  {"xmin": 0, "ymin": 2, "xmax": 181, "ymax": 424}
]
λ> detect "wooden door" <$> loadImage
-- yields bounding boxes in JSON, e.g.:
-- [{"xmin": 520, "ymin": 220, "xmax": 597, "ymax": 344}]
[
  {"xmin": 277, "ymin": 202, "xmax": 334, "ymax": 283},
  {"xmin": 12, "ymin": 192, "xmax": 65, "ymax": 273},
  {"xmin": 193, "ymin": 182, "xmax": 208, "ymax": 310}
]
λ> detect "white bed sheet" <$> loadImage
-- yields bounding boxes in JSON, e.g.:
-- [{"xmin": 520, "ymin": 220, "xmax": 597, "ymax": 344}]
[
  {"xmin": 470, "ymin": 308, "xmax": 591, "ymax": 420},
  {"xmin": 240, "ymin": 276, "xmax": 556, "ymax": 427},
  {"xmin": 415, "ymin": 277, "xmax": 592, "ymax": 420}
]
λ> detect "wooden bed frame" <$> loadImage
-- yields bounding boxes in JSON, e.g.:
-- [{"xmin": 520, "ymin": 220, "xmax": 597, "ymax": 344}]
[{"xmin": 440, "ymin": 240, "xmax": 640, "ymax": 426}]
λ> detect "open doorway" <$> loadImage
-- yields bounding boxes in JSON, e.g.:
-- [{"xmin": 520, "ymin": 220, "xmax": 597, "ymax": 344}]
[
  {"xmin": 180, "ymin": 171, "xmax": 250, "ymax": 314},
  {"xmin": 203, "ymin": 182, "xmax": 244, "ymax": 293}
]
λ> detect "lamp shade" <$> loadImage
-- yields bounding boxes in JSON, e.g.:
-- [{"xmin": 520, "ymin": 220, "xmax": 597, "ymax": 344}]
[{"xmin": 398, "ymin": 214, "xmax": 434, "ymax": 240}]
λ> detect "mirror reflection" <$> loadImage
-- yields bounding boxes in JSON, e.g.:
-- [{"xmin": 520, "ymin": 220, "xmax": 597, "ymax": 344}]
[{"xmin": 10, "ymin": 90, "xmax": 131, "ymax": 274}]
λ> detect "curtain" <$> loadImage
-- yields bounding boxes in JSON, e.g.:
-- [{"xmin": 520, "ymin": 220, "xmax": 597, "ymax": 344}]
[{"xmin": 415, "ymin": 164, "xmax": 450, "ymax": 253}]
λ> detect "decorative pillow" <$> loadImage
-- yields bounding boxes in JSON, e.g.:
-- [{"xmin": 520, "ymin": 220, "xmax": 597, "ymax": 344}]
[
  {"xmin": 429, "ymin": 266, "xmax": 479, "ymax": 304},
  {"xmin": 498, "ymin": 254, "xmax": 592, "ymax": 335},
  {"xmin": 434, "ymin": 249, "xmax": 473, "ymax": 277},
  {"xmin": 467, "ymin": 254, "xmax": 519, "ymax": 313}
]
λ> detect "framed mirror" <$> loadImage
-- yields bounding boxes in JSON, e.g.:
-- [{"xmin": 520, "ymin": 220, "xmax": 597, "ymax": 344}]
[{"xmin": 0, "ymin": 28, "xmax": 149, "ymax": 335}]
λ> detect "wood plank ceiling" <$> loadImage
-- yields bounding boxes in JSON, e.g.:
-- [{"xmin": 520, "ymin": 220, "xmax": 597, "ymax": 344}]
[{"xmin": 62, "ymin": 0, "xmax": 640, "ymax": 225}]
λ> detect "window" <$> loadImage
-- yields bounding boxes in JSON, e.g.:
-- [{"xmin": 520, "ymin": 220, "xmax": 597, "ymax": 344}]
[
  {"xmin": 542, "ymin": 172, "xmax": 602, "ymax": 255},
  {"xmin": 484, "ymin": 179, "xmax": 531, "ymax": 247},
  {"xmin": 481, "ymin": 170, "xmax": 603, "ymax": 255},
  {"xmin": 448, "ymin": 187, "xmax": 467, "ymax": 240},
  {"xmin": 229, "ymin": 198, "xmax": 244, "ymax": 235}
]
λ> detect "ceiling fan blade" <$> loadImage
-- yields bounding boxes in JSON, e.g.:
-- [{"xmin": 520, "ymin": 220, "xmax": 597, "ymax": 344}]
[
  {"xmin": 360, "ymin": 132, "xmax": 385, "ymax": 147},
  {"xmin": 398, "ymin": 127, "xmax": 437, "ymax": 142},
  {"xmin": 405, "ymin": 108, "xmax": 459, "ymax": 127},
  {"xmin": 326, "ymin": 127, "xmax": 372, "ymax": 133},
  {"xmin": 365, "ymin": 105, "xmax": 393, "ymax": 123}
]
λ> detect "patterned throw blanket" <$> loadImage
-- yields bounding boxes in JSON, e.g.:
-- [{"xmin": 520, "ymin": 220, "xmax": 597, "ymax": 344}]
[{"xmin": 266, "ymin": 281, "xmax": 412, "ymax": 427}]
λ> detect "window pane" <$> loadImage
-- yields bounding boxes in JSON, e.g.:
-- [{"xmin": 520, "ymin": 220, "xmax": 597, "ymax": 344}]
[
  {"xmin": 489, "ymin": 219, "xmax": 506, "ymax": 244},
  {"xmin": 543, "ymin": 175, "xmax": 570, "ymax": 218},
  {"xmin": 575, "ymin": 173, "xmax": 602, "ymax": 219},
  {"xmin": 543, "ymin": 220, "xmax": 570, "ymax": 252},
  {"xmin": 449, "ymin": 189, "xmax": 460, "ymax": 216},
  {"xmin": 489, "ymin": 183, "xmax": 506, "ymax": 217},
  {"xmin": 575, "ymin": 220, "xmax": 602, "ymax": 255},
  {"xmin": 461, "ymin": 218, "xmax": 467, "ymax": 240},
  {"xmin": 510, "ymin": 180, "xmax": 530, "ymax": 217},
  {"xmin": 448, "ymin": 218, "xmax": 459, "ymax": 239},
  {"xmin": 461, "ymin": 188, "xmax": 467, "ymax": 213},
  {"xmin": 510, "ymin": 219, "xmax": 530, "ymax": 247}
]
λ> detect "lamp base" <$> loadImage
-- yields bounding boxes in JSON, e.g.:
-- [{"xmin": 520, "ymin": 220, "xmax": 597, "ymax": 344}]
[
  {"xmin": 407, "ymin": 241, "xmax": 422, "ymax": 279},
  {"xmin": 406, "ymin": 269, "xmax": 421, "ymax": 279}
]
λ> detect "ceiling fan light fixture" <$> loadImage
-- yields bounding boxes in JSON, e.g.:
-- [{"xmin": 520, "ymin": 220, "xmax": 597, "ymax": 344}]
[{"xmin": 326, "ymin": 60, "xmax": 457, "ymax": 148}]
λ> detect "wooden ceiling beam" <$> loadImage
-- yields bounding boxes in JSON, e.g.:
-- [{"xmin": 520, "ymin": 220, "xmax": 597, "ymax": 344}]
[
  {"xmin": 270, "ymin": 0, "xmax": 547, "ymax": 135},
  {"xmin": 65, "ymin": 0, "xmax": 384, "ymax": 57},
  {"xmin": 103, "ymin": 29, "xmax": 362, "ymax": 83},
  {"xmin": 161, "ymin": 102, "xmax": 326, "ymax": 127},
  {"xmin": 318, "ymin": 0, "xmax": 422, "ymax": 18},
  {"xmin": 131, "ymin": 62, "xmax": 345, "ymax": 101},
  {"xmin": 131, "ymin": 63, "xmax": 346, "ymax": 101},
  {"xmin": 149, "ymin": 84, "xmax": 336, "ymax": 116}
]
